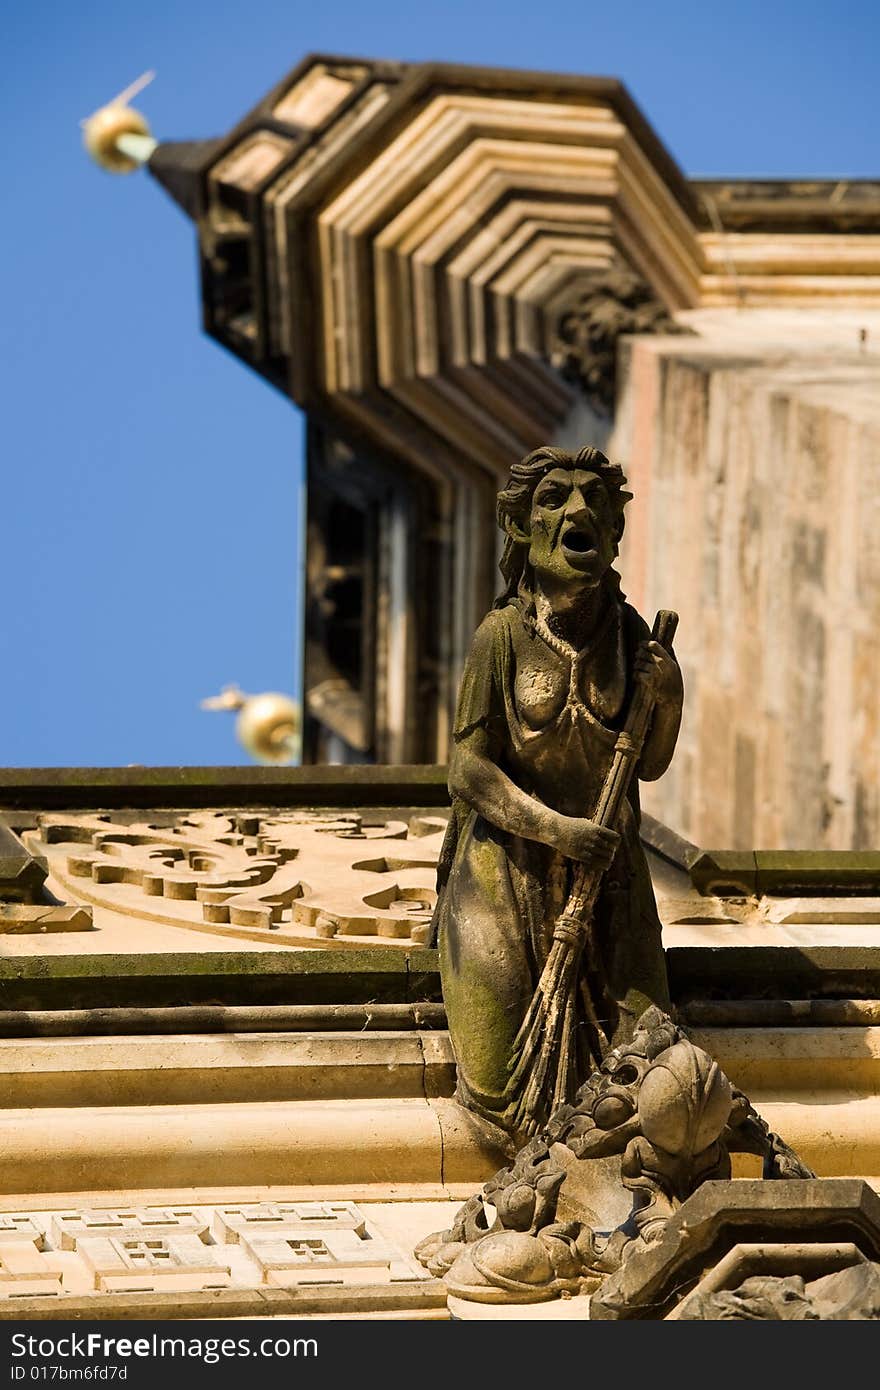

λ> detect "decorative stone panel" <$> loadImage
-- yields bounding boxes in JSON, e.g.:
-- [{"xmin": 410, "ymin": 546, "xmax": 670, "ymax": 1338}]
[
  {"xmin": 23, "ymin": 811, "xmax": 446, "ymax": 948},
  {"xmin": 212, "ymin": 1201, "xmax": 366, "ymax": 1243},
  {"xmin": 78, "ymin": 1234, "xmax": 232, "ymax": 1294},
  {"xmin": 0, "ymin": 1199, "xmax": 437, "ymax": 1313},
  {"xmin": 0, "ymin": 1245, "xmax": 62, "ymax": 1298},
  {"xmin": 51, "ymin": 1207, "xmax": 210, "ymax": 1251}
]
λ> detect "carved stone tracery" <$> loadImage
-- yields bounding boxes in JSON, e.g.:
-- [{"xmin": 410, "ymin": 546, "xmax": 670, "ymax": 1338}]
[
  {"xmin": 23, "ymin": 810, "xmax": 447, "ymax": 947},
  {"xmin": 0, "ymin": 1200, "xmax": 432, "ymax": 1306}
]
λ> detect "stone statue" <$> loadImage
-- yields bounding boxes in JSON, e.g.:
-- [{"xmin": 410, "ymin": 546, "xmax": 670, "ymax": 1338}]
[
  {"xmin": 416, "ymin": 1007, "xmax": 815, "ymax": 1314},
  {"xmin": 434, "ymin": 445, "xmax": 683, "ymax": 1142}
]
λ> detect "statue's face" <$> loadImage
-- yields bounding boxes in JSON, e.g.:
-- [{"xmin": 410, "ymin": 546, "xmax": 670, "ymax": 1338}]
[{"xmin": 527, "ymin": 468, "xmax": 617, "ymax": 590}]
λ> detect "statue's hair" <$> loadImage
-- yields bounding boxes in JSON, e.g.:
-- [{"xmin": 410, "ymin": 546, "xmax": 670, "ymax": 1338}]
[{"xmin": 495, "ymin": 445, "xmax": 631, "ymax": 607}]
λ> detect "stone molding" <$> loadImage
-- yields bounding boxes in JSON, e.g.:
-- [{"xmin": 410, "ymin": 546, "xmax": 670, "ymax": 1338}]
[{"xmin": 147, "ymin": 56, "xmax": 880, "ymax": 481}]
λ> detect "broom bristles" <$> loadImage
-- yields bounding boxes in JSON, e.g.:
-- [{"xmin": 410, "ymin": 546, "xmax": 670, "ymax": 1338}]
[
  {"xmin": 552, "ymin": 995, "xmax": 576, "ymax": 1111},
  {"xmin": 509, "ymin": 938, "xmax": 566, "ymax": 1064},
  {"xmin": 508, "ymin": 984, "xmax": 547, "ymax": 1078},
  {"xmin": 505, "ymin": 937, "xmax": 589, "ymax": 1130}
]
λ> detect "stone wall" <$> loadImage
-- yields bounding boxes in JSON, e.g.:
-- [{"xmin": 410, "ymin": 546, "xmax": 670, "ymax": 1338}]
[{"xmin": 613, "ymin": 314, "xmax": 880, "ymax": 850}]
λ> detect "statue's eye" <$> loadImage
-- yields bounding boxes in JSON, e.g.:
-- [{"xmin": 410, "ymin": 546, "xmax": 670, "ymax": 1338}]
[
  {"xmin": 593, "ymin": 1095, "xmax": 634, "ymax": 1129},
  {"xmin": 612, "ymin": 1064, "xmax": 639, "ymax": 1086},
  {"xmin": 537, "ymin": 488, "xmax": 565, "ymax": 507}
]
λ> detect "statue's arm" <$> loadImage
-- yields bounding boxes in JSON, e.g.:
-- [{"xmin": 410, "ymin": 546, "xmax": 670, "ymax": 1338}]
[
  {"xmin": 449, "ymin": 728, "xmax": 618, "ymax": 865},
  {"xmin": 634, "ymin": 640, "xmax": 683, "ymax": 783}
]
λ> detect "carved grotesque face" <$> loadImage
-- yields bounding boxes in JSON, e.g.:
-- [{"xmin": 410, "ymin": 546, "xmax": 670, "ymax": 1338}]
[{"xmin": 526, "ymin": 468, "xmax": 618, "ymax": 591}]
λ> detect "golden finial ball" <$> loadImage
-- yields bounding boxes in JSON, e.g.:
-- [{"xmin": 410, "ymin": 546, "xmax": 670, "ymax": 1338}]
[
  {"xmin": 235, "ymin": 693, "xmax": 301, "ymax": 765},
  {"xmin": 83, "ymin": 104, "xmax": 151, "ymax": 173}
]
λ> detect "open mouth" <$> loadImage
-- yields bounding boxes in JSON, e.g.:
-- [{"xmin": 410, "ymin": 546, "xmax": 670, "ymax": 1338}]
[{"xmin": 560, "ymin": 527, "xmax": 597, "ymax": 556}]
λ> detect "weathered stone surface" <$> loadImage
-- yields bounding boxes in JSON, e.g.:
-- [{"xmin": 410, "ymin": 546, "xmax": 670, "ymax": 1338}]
[
  {"xmin": 51, "ymin": 1207, "xmax": 211, "ymax": 1250},
  {"xmin": 0, "ymin": 947, "xmax": 428, "ymax": 1010},
  {"xmin": 0, "ymin": 1097, "xmax": 490, "ymax": 1193},
  {"xmin": 614, "ymin": 327, "xmax": 880, "ymax": 852},
  {"xmin": 590, "ymin": 1179, "xmax": 880, "ymax": 1319},
  {"xmin": 416, "ymin": 1010, "xmax": 815, "ymax": 1312},
  {"xmin": 668, "ymin": 945, "xmax": 880, "ymax": 1003},
  {"xmin": 0, "ymin": 778, "xmax": 877, "ymax": 1324},
  {"xmin": 0, "ymin": 1197, "xmax": 450, "ymax": 1318},
  {"xmin": 0, "ymin": 1030, "xmax": 456, "ymax": 1108},
  {"xmin": 137, "ymin": 54, "xmax": 880, "ymax": 763},
  {"xmin": 0, "ymin": 765, "xmax": 451, "ymax": 809},
  {"xmin": 674, "ymin": 1252, "xmax": 880, "ymax": 1320},
  {"xmin": 808, "ymin": 1258, "xmax": 880, "ymax": 1319},
  {"xmin": 0, "ymin": 824, "xmax": 46, "ymax": 904},
  {"xmin": 24, "ymin": 810, "xmax": 445, "ymax": 949},
  {"xmin": 0, "ymin": 906, "xmax": 93, "ymax": 934}
]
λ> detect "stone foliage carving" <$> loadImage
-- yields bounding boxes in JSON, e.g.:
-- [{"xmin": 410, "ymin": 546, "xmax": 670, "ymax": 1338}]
[
  {"xmin": 550, "ymin": 267, "xmax": 684, "ymax": 414},
  {"xmin": 416, "ymin": 1008, "xmax": 814, "ymax": 1311},
  {"xmin": 24, "ymin": 811, "xmax": 446, "ymax": 947},
  {"xmin": 676, "ymin": 1262, "xmax": 880, "ymax": 1320}
]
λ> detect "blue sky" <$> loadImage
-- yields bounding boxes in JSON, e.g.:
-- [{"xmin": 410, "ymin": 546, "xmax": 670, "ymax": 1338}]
[{"xmin": 2, "ymin": 0, "xmax": 877, "ymax": 766}]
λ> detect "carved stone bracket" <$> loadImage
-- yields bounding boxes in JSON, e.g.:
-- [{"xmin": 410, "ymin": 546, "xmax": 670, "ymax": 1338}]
[
  {"xmin": 411, "ymin": 1007, "xmax": 880, "ymax": 1319},
  {"xmin": 549, "ymin": 267, "xmax": 686, "ymax": 415}
]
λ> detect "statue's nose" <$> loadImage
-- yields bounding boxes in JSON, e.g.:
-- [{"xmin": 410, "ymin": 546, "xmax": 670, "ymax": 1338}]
[{"xmin": 565, "ymin": 490, "xmax": 591, "ymax": 521}]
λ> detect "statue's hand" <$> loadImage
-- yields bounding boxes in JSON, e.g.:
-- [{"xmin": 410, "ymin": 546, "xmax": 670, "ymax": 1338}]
[
  {"xmin": 635, "ymin": 640, "xmax": 683, "ymax": 710},
  {"xmin": 556, "ymin": 816, "xmax": 619, "ymax": 868}
]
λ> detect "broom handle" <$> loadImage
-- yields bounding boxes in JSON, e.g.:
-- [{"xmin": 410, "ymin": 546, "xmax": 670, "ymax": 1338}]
[{"xmin": 558, "ymin": 609, "xmax": 679, "ymax": 927}]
